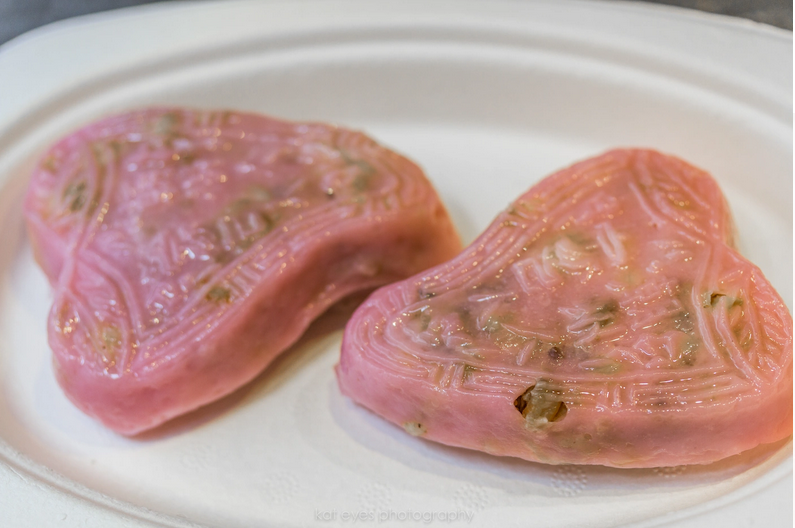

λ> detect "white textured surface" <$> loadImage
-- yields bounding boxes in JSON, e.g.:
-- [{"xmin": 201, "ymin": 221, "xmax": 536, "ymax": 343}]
[{"xmin": 0, "ymin": 1, "xmax": 791, "ymax": 527}]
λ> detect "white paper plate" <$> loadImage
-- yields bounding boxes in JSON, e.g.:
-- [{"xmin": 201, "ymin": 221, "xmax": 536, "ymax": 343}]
[{"xmin": 0, "ymin": 1, "xmax": 791, "ymax": 526}]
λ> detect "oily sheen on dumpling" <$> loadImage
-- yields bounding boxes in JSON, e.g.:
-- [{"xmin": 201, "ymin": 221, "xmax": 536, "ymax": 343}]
[
  {"xmin": 24, "ymin": 108, "xmax": 461, "ymax": 434},
  {"xmin": 336, "ymin": 149, "xmax": 792, "ymax": 468}
]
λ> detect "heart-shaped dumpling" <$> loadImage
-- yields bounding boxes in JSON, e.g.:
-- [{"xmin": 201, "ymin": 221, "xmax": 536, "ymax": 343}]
[
  {"xmin": 24, "ymin": 108, "xmax": 461, "ymax": 435},
  {"xmin": 337, "ymin": 149, "xmax": 792, "ymax": 468}
]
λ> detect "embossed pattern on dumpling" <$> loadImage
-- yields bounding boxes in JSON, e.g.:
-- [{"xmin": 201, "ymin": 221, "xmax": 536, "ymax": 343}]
[
  {"xmin": 336, "ymin": 149, "xmax": 793, "ymax": 468},
  {"xmin": 24, "ymin": 108, "xmax": 461, "ymax": 434}
]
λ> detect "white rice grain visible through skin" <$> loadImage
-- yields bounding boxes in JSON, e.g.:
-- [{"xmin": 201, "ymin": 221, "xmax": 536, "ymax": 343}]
[{"xmin": 595, "ymin": 221, "xmax": 626, "ymax": 267}]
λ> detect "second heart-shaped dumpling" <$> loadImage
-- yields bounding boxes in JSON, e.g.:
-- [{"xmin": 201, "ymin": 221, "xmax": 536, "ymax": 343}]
[{"xmin": 337, "ymin": 149, "xmax": 793, "ymax": 468}]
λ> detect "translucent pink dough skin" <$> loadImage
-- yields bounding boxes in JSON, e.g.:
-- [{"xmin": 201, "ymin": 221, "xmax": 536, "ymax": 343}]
[
  {"xmin": 337, "ymin": 149, "xmax": 793, "ymax": 468},
  {"xmin": 24, "ymin": 108, "xmax": 462, "ymax": 435}
]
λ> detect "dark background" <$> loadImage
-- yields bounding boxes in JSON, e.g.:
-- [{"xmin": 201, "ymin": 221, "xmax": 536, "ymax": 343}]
[{"xmin": 0, "ymin": 0, "xmax": 791, "ymax": 47}]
